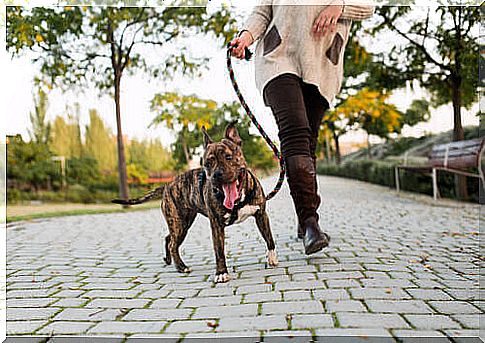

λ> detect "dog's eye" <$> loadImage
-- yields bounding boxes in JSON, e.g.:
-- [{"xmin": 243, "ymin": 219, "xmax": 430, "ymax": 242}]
[{"xmin": 225, "ymin": 154, "xmax": 233, "ymax": 161}]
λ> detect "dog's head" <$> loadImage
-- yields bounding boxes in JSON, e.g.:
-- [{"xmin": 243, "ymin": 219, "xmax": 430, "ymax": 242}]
[{"xmin": 202, "ymin": 123, "xmax": 247, "ymax": 210}]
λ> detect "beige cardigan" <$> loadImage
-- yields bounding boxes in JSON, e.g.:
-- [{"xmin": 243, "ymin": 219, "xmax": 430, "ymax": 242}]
[{"xmin": 241, "ymin": 1, "xmax": 375, "ymax": 105}]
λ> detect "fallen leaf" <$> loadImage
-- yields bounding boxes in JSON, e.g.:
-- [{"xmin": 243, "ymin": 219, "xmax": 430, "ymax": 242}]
[
  {"xmin": 385, "ymin": 288, "xmax": 392, "ymax": 294},
  {"xmin": 207, "ymin": 321, "xmax": 219, "ymax": 328}
]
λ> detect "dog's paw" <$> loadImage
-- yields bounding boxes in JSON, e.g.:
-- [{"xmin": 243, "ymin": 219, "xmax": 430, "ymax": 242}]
[
  {"xmin": 176, "ymin": 265, "xmax": 192, "ymax": 273},
  {"xmin": 267, "ymin": 250, "xmax": 278, "ymax": 267},
  {"xmin": 214, "ymin": 273, "xmax": 231, "ymax": 283}
]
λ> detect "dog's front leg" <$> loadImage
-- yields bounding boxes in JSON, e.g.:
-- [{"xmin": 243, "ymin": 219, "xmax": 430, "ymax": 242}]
[{"xmin": 209, "ymin": 217, "xmax": 230, "ymax": 283}]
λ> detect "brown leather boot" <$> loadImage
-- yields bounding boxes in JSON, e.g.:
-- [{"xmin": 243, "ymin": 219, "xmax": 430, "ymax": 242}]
[
  {"xmin": 285, "ymin": 155, "xmax": 329, "ymax": 254},
  {"xmin": 296, "ymin": 156, "xmax": 321, "ymax": 239}
]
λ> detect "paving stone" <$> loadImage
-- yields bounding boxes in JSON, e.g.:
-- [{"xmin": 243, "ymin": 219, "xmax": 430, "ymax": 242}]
[
  {"xmin": 244, "ymin": 291, "xmax": 282, "ymax": 303},
  {"xmin": 325, "ymin": 300, "xmax": 367, "ymax": 312},
  {"xmin": 283, "ymin": 290, "xmax": 312, "ymax": 301},
  {"xmin": 180, "ymin": 295, "xmax": 242, "ymax": 307},
  {"xmin": 6, "ymin": 298, "xmax": 56, "ymax": 308},
  {"xmin": 149, "ymin": 298, "xmax": 181, "ymax": 308},
  {"xmin": 236, "ymin": 283, "xmax": 272, "ymax": 294},
  {"xmin": 7, "ymin": 307, "xmax": 60, "ymax": 321},
  {"xmin": 326, "ymin": 279, "xmax": 361, "ymax": 288},
  {"xmin": 429, "ymin": 301, "xmax": 481, "ymax": 314},
  {"xmin": 291, "ymin": 314, "xmax": 334, "ymax": 329},
  {"xmin": 53, "ymin": 308, "xmax": 122, "ymax": 321},
  {"xmin": 167, "ymin": 289, "xmax": 199, "ymax": 298},
  {"xmin": 218, "ymin": 315, "xmax": 287, "ymax": 331},
  {"xmin": 451, "ymin": 314, "xmax": 482, "ymax": 329},
  {"xmin": 392, "ymin": 330, "xmax": 448, "ymax": 343},
  {"xmin": 274, "ymin": 280, "xmax": 326, "ymax": 291},
  {"xmin": 406, "ymin": 289, "xmax": 453, "ymax": 300},
  {"xmin": 88, "ymin": 321, "xmax": 167, "ymax": 334},
  {"xmin": 50, "ymin": 298, "xmax": 89, "ymax": 307},
  {"xmin": 336, "ymin": 313, "xmax": 409, "ymax": 329},
  {"xmin": 404, "ymin": 314, "xmax": 461, "ymax": 330},
  {"xmin": 164, "ymin": 320, "xmax": 215, "ymax": 333},
  {"xmin": 82, "ymin": 290, "xmax": 141, "ymax": 298},
  {"xmin": 314, "ymin": 328, "xmax": 394, "ymax": 337},
  {"xmin": 262, "ymin": 300, "xmax": 323, "ymax": 315},
  {"xmin": 349, "ymin": 287, "xmax": 411, "ymax": 300},
  {"xmin": 85, "ymin": 298, "xmax": 150, "ymax": 308},
  {"xmin": 7, "ymin": 320, "xmax": 47, "ymax": 334},
  {"xmin": 37, "ymin": 321, "xmax": 95, "ymax": 335},
  {"xmin": 313, "ymin": 289, "xmax": 350, "ymax": 300},
  {"xmin": 366, "ymin": 300, "xmax": 434, "ymax": 314},
  {"xmin": 123, "ymin": 308, "xmax": 192, "ymax": 321}
]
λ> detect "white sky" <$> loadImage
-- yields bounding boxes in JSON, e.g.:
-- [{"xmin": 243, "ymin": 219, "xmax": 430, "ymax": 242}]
[{"xmin": 0, "ymin": 4, "xmax": 479, "ymax": 148}]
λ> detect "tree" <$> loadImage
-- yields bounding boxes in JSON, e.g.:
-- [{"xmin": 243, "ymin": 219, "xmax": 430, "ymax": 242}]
[
  {"xmin": 7, "ymin": 6, "xmax": 237, "ymax": 201},
  {"xmin": 151, "ymin": 95, "xmax": 276, "ymax": 171},
  {"xmin": 28, "ymin": 89, "xmax": 51, "ymax": 145},
  {"xmin": 84, "ymin": 109, "xmax": 117, "ymax": 173},
  {"xmin": 402, "ymin": 99, "xmax": 431, "ymax": 128},
  {"xmin": 50, "ymin": 106, "xmax": 83, "ymax": 159},
  {"xmin": 371, "ymin": 6, "xmax": 479, "ymax": 198},
  {"xmin": 332, "ymin": 88, "xmax": 402, "ymax": 158}
]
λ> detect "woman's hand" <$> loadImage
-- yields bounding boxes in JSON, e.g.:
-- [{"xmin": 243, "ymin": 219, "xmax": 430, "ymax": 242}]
[
  {"xmin": 312, "ymin": 2, "xmax": 344, "ymax": 36},
  {"xmin": 230, "ymin": 31, "xmax": 254, "ymax": 60}
]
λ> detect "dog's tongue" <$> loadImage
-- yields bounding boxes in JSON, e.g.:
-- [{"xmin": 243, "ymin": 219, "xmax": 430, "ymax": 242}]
[{"xmin": 222, "ymin": 181, "xmax": 239, "ymax": 210}]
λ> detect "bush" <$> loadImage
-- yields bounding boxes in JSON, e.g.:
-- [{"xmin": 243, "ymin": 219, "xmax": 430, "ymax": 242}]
[{"xmin": 317, "ymin": 159, "xmax": 481, "ymax": 202}]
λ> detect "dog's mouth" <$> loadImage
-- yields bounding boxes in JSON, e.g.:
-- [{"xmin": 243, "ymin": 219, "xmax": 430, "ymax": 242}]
[{"xmin": 222, "ymin": 170, "xmax": 245, "ymax": 210}]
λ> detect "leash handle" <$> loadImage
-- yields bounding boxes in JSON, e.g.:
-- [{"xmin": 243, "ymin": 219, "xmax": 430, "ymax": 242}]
[
  {"xmin": 227, "ymin": 42, "xmax": 253, "ymax": 61},
  {"xmin": 226, "ymin": 44, "xmax": 285, "ymax": 201}
]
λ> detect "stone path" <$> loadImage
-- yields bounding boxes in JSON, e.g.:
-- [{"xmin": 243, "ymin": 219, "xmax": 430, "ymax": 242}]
[{"xmin": 5, "ymin": 175, "xmax": 484, "ymax": 342}]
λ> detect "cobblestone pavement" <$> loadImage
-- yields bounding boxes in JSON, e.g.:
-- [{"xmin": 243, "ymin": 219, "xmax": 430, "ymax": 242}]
[{"xmin": 5, "ymin": 175, "xmax": 484, "ymax": 342}]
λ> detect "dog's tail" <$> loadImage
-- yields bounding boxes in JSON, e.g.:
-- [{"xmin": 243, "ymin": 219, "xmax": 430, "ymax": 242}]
[{"xmin": 111, "ymin": 185, "xmax": 165, "ymax": 205}]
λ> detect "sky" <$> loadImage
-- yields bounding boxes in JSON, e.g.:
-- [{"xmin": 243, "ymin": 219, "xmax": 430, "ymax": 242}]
[{"xmin": 1, "ymin": 4, "xmax": 480, "ymax": 148}]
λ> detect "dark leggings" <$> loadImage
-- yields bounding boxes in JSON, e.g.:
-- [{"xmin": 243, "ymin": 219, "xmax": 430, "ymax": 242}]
[{"xmin": 263, "ymin": 74, "xmax": 330, "ymax": 160}]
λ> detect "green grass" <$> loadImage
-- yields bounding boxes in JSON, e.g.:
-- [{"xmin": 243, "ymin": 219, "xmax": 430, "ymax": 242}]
[{"xmin": 6, "ymin": 203, "xmax": 160, "ymax": 223}]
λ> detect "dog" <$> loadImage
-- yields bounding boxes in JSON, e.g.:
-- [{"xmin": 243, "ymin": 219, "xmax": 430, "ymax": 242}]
[{"xmin": 112, "ymin": 124, "xmax": 278, "ymax": 283}]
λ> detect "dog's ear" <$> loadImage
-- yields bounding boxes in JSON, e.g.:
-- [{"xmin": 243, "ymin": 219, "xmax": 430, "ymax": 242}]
[
  {"xmin": 202, "ymin": 126, "xmax": 213, "ymax": 148},
  {"xmin": 225, "ymin": 123, "xmax": 242, "ymax": 146}
]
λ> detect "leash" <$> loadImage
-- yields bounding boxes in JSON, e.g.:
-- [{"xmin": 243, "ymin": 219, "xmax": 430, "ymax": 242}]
[{"xmin": 226, "ymin": 43, "xmax": 285, "ymax": 201}]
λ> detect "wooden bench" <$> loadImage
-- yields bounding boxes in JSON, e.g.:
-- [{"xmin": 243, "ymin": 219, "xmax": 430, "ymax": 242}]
[{"xmin": 395, "ymin": 137, "xmax": 485, "ymax": 200}]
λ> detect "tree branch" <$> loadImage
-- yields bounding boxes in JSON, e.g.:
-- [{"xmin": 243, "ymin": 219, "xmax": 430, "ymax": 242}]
[{"xmin": 382, "ymin": 13, "xmax": 451, "ymax": 72}]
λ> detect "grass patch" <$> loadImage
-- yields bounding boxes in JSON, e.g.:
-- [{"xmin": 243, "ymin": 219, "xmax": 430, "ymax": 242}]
[{"xmin": 6, "ymin": 202, "xmax": 159, "ymax": 223}]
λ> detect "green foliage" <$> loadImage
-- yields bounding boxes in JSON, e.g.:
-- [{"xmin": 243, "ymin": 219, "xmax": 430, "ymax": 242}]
[
  {"xmin": 6, "ymin": 6, "xmax": 237, "ymax": 91},
  {"xmin": 317, "ymin": 159, "xmax": 480, "ymax": 202},
  {"xmin": 28, "ymin": 89, "xmax": 51, "ymax": 145},
  {"xmin": 128, "ymin": 139, "xmax": 174, "ymax": 174},
  {"xmin": 402, "ymin": 99, "xmax": 431, "ymax": 127},
  {"xmin": 66, "ymin": 156, "xmax": 101, "ymax": 187},
  {"xmin": 84, "ymin": 109, "xmax": 117, "ymax": 172},
  {"xmin": 50, "ymin": 107, "xmax": 83, "ymax": 158},
  {"xmin": 7, "ymin": 135, "xmax": 59, "ymax": 191},
  {"xmin": 151, "ymin": 94, "xmax": 276, "ymax": 171},
  {"xmin": 371, "ymin": 6, "xmax": 479, "ymax": 109}
]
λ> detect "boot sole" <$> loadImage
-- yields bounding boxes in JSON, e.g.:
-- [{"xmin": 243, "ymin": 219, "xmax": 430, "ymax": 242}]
[
  {"xmin": 305, "ymin": 238, "xmax": 329, "ymax": 255},
  {"xmin": 304, "ymin": 234, "xmax": 330, "ymax": 255}
]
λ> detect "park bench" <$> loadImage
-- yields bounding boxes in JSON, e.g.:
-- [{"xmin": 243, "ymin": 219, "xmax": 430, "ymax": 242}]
[{"xmin": 395, "ymin": 137, "xmax": 485, "ymax": 200}]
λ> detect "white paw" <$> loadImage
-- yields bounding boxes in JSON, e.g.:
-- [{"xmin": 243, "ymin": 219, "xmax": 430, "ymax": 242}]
[
  {"xmin": 267, "ymin": 250, "xmax": 278, "ymax": 267},
  {"xmin": 214, "ymin": 273, "xmax": 231, "ymax": 283},
  {"xmin": 183, "ymin": 267, "xmax": 192, "ymax": 273}
]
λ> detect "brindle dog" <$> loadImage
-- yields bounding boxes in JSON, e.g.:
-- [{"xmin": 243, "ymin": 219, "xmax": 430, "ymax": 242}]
[{"xmin": 112, "ymin": 124, "xmax": 278, "ymax": 283}]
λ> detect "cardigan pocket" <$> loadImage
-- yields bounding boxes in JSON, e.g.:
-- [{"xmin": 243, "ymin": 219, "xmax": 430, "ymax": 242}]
[
  {"xmin": 263, "ymin": 25, "xmax": 282, "ymax": 56},
  {"xmin": 326, "ymin": 32, "xmax": 344, "ymax": 65}
]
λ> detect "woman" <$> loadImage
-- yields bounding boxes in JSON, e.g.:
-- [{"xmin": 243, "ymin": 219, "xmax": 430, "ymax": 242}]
[{"xmin": 230, "ymin": 1, "xmax": 375, "ymax": 255}]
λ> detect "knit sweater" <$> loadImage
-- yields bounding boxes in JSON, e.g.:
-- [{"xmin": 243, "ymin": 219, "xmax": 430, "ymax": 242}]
[{"xmin": 241, "ymin": 1, "xmax": 375, "ymax": 105}]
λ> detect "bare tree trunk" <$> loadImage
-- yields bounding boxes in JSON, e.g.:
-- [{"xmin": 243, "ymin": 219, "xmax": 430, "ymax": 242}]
[
  {"xmin": 325, "ymin": 131, "xmax": 332, "ymax": 163},
  {"xmin": 333, "ymin": 131, "xmax": 341, "ymax": 165},
  {"xmin": 181, "ymin": 136, "xmax": 190, "ymax": 167},
  {"xmin": 114, "ymin": 72, "xmax": 130, "ymax": 206},
  {"xmin": 451, "ymin": 82, "xmax": 467, "ymax": 200},
  {"xmin": 367, "ymin": 133, "xmax": 372, "ymax": 159}
]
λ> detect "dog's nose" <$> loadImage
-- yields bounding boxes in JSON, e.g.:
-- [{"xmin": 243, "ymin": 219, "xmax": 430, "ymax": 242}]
[{"xmin": 214, "ymin": 170, "xmax": 223, "ymax": 180}]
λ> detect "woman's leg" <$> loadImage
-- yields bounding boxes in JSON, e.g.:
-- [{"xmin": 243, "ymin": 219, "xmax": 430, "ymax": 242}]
[{"xmin": 263, "ymin": 74, "xmax": 329, "ymax": 254}]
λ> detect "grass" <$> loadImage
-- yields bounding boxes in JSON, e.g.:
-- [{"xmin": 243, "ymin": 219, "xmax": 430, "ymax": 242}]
[{"xmin": 5, "ymin": 201, "xmax": 160, "ymax": 223}]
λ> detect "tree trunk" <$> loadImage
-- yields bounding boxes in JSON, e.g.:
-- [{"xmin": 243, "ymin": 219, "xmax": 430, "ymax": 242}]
[
  {"xmin": 367, "ymin": 133, "xmax": 372, "ymax": 159},
  {"xmin": 451, "ymin": 79, "xmax": 468, "ymax": 200},
  {"xmin": 325, "ymin": 131, "xmax": 332, "ymax": 163},
  {"xmin": 181, "ymin": 136, "xmax": 190, "ymax": 166},
  {"xmin": 333, "ymin": 131, "xmax": 341, "ymax": 165},
  {"xmin": 114, "ymin": 71, "xmax": 130, "ymax": 206}
]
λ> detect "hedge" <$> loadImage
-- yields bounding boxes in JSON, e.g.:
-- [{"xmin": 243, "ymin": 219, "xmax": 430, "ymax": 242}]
[{"xmin": 316, "ymin": 159, "xmax": 481, "ymax": 203}]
